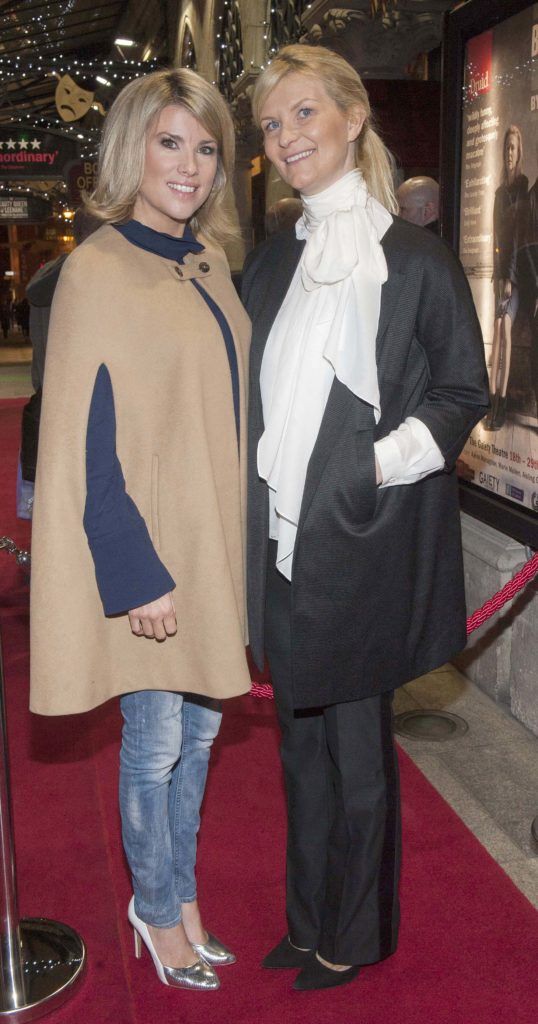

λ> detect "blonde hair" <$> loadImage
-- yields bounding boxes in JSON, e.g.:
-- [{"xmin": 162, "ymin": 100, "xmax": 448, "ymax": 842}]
[
  {"xmin": 85, "ymin": 68, "xmax": 237, "ymax": 244},
  {"xmin": 252, "ymin": 44, "xmax": 397, "ymax": 214},
  {"xmin": 502, "ymin": 124, "xmax": 523, "ymax": 185}
]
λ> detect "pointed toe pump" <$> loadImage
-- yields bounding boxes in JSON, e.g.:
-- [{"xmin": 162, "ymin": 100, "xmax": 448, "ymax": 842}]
[{"xmin": 128, "ymin": 896, "xmax": 220, "ymax": 991}]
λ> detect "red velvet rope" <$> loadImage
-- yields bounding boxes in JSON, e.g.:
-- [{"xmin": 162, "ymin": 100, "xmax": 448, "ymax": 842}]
[
  {"xmin": 250, "ymin": 550, "xmax": 538, "ymax": 699},
  {"xmin": 465, "ymin": 550, "xmax": 538, "ymax": 635},
  {"xmin": 249, "ymin": 681, "xmax": 275, "ymax": 699}
]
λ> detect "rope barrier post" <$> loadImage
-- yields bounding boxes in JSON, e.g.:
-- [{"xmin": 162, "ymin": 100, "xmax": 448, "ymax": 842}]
[
  {"xmin": 0, "ymin": 630, "xmax": 25, "ymax": 1010},
  {"xmin": 0, "ymin": 546, "xmax": 86, "ymax": 1021}
]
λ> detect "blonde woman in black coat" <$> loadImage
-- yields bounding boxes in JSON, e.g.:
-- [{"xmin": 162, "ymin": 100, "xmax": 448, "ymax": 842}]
[
  {"xmin": 243, "ymin": 45, "xmax": 489, "ymax": 992},
  {"xmin": 486, "ymin": 124, "xmax": 528, "ymax": 429}
]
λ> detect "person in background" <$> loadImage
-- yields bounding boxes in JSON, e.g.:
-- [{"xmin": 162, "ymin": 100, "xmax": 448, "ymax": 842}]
[
  {"xmin": 485, "ymin": 124, "xmax": 528, "ymax": 431},
  {"xmin": 26, "ymin": 208, "xmax": 101, "ymax": 392},
  {"xmin": 231, "ymin": 198, "xmax": 303, "ymax": 296},
  {"xmin": 19, "ymin": 209, "xmax": 102, "ymax": 497},
  {"xmin": 14, "ymin": 297, "xmax": 30, "ymax": 340},
  {"xmin": 264, "ymin": 197, "xmax": 303, "ymax": 237},
  {"xmin": 0, "ymin": 291, "xmax": 11, "ymax": 340},
  {"xmin": 396, "ymin": 175, "xmax": 439, "ymax": 232},
  {"xmin": 243, "ymin": 43, "xmax": 488, "ymax": 992},
  {"xmin": 30, "ymin": 68, "xmax": 251, "ymax": 993}
]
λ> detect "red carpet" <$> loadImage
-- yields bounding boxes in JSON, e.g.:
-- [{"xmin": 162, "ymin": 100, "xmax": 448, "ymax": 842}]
[{"xmin": 1, "ymin": 399, "xmax": 538, "ymax": 1024}]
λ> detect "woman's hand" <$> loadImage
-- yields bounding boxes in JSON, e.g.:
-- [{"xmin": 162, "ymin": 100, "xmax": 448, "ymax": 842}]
[
  {"xmin": 503, "ymin": 279, "xmax": 512, "ymax": 300},
  {"xmin": 128, "ymin": 593, "xmax": 177, "ymax": 641}
]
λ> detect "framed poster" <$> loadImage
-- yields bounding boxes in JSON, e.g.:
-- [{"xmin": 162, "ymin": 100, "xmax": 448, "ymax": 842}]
[{"xmin": 442, "ymin": 0, "xmax": 538, "ymax": 548}]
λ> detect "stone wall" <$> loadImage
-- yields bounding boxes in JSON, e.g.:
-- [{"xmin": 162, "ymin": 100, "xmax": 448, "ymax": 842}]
[{"xmin": 457, "ymin": 512, "xmax": 538, "ymax": 736}]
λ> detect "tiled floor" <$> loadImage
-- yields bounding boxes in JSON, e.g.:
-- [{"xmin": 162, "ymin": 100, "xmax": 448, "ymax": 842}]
[
  {"xmin": 2, "ymin": 358, "xmax": 537, "ymax": 908},
  {"xmin": 395, "ymin": 664, "xmax": 538, "ymax": 907}
]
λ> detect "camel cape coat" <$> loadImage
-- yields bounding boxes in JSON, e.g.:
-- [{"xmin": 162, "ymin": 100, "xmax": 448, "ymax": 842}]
[{"xmin": 30, "ymin": 224, "xmax": 251, "ymax": 715}]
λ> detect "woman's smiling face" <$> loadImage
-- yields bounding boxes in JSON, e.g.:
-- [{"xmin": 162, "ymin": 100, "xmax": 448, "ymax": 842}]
[
  {"xmin": 259, "ymin": 72, "xmax": 364, "ymax": 196},
  {"xmin": 133, "ymin": 104, "xmax": 219, "ymax": 236}
]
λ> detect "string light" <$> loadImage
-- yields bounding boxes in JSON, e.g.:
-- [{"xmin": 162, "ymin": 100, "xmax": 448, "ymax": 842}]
[
  {"xmin": 216, "ymin": 0, "xmax": 244, "ymax": 100},
  {"xmin": 0, "ymin": 54, "xmax": 160, "ymax": 82},
  {"xmin": 0, "ymin": 55, "xmax": 162, "ymax": 163}
]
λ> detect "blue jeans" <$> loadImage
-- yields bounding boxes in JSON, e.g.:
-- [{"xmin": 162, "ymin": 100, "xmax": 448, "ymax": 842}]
[{"xmin": 119, "ymin": 690, "xmax": 222, "ymax": 928}]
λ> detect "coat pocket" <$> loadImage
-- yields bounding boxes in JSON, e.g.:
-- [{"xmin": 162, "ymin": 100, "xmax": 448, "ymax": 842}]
[
  {"xmin": 354, "ymin": 429, "xmax": 378, "ymax": 523},
  {"xmin": 322, "ymin": 427, "xmax": 378, "ymax": 528},
  {"xmin": 150, "ymin": 454, "xmax": 161, "ymax": 551}
]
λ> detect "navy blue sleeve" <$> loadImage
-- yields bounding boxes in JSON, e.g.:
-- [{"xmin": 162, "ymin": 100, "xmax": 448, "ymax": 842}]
[{"xmin": 83, "ymin": 364, "xmax": 176, "ymax": 615}]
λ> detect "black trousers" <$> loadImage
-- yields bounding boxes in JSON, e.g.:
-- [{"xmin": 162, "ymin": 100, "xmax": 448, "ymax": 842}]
[{"xmin": 264, "ymin": 543, "xmax": 401, "ymax": 965}]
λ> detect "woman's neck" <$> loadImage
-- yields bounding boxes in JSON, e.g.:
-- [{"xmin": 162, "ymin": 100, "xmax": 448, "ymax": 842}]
[
  {"xmin": 300, "ymin": 169, "xmax": 364, "ymax": 232},
  {"xmin": 131, "ymin": 199, "xmax": 186, "ymax": 238}
]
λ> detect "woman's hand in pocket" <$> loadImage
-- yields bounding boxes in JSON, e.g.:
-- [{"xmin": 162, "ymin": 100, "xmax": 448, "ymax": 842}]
[{"xmin": 128, "ymin": 593, "xmax": 177, "ymax": 641}]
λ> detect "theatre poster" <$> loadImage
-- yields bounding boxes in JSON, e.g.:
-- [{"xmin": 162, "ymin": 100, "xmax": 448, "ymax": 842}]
[{"xmin": 456, "ymin": 2, "xmax": 538, "ymax": 520}]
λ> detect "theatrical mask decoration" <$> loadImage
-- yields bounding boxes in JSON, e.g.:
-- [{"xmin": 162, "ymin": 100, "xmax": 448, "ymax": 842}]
[{"xmin": 54, "ymin": 74, "xmax": 105, "ymax": 122}]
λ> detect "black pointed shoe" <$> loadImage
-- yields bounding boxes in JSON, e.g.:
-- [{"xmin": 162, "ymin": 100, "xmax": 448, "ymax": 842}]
[
  {"xmin": 262, "ymin": 936, "xmax": 314, "ymax": 969},
  {"xmin": 293, "ymin": 959, "xmax": 360, "ymax": 991}
]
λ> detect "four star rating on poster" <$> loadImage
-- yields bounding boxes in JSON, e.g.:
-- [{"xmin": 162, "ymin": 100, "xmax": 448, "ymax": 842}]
[{"xmin": 0, "ymin": 138, "xmax": 42, "ymax": 151}]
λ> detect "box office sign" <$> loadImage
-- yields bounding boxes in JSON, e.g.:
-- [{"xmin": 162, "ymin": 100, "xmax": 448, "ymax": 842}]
[
  {"xmin": 0, "ymin": 128, "xmax": 79, "ymax": 180},
  {"xmin": 66, "ymin": 160, "xmax": 98, "ymax": 207},
  {"xmin": 0, "ymin": 193, "xmax": 52, "ymax": 222}
]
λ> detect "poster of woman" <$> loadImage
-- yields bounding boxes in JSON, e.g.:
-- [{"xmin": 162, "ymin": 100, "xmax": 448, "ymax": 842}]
[{"xmin": 455, "ymin": 1, "xmax": 538, "ymax": 520}]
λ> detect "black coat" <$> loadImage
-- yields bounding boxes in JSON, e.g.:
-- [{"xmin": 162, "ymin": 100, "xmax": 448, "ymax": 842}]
[
  {"xmin": 492, "ymin": 175, "xmax": 528, "ymax": 283},
  {"xmin": 243, "ymin": 216, "xmax": 489, "ymax": 710}
]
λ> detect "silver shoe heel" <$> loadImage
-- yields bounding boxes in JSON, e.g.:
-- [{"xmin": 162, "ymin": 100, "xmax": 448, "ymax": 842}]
[
  {"xmin": 192, "ymin": 934, "xmax": 236, "ymax": 966},
  {"xmin": 127, "ymin": 897, "xmax": 220, "ymax": 990}
]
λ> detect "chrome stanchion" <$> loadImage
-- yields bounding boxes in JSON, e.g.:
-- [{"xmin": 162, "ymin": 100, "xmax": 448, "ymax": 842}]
[
  {"xmin": 0, "ymin": 542, "xmax": 86, "ymax": 1020},
  {"xmin": 0, "ymin": 541, "xmax": 30, "ymax": 575}
]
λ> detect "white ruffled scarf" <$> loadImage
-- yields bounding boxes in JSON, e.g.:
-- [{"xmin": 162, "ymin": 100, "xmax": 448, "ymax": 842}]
[{"xmin": 258, "ymin": 168, "xmax": 393, "ymax": 581}]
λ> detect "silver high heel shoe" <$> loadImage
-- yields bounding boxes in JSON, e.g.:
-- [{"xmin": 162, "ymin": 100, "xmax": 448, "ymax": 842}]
[
  {"xmin": 128, "ymin": 896, "xmax": 220, "ymax": 990},
  {"xmin": 192, "ymin": 934, "xmax": 236, "ymax": 966}
]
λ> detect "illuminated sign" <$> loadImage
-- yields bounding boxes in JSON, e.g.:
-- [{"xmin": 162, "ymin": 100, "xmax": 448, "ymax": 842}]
[
  {"xmin": 0, "ymin": 128, "xmax": 79, "ymax": 180},
  {"xmin": 0, "ymin": 193, "xmax": 52, "ymax": 222}
]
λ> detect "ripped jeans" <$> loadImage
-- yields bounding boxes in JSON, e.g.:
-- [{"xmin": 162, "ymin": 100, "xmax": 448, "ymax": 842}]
[{"xmin": 119, "ymin": 690, "xmax": 222, "ymax": 928}]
